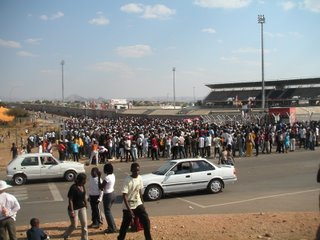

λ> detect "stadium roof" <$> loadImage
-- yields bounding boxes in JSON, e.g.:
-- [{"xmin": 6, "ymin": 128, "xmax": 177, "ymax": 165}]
[{"xmin": 206, "ymin": 77, "xmax": 320, "ymax": 89}]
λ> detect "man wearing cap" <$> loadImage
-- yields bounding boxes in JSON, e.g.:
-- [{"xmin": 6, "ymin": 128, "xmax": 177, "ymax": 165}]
[{"xmin": 0, "ymin": 180, "xmax": 21, "ymax": 240}]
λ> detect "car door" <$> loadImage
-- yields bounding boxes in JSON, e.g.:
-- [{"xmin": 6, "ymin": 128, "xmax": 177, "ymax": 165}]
[
  {"xmin": 20, "ymin": 156, "xmax": 41, "ymax": 180},
  {"xmin": 162, "ymin": 161, "xmax": 193, "ymax": 193},
  {"xmin": 40, "ymin": 156, "xmax": 61, "ymax": 178},
  {"xmin": 189, "ymin": 160, "xmax": 215, "ymax": 190}
]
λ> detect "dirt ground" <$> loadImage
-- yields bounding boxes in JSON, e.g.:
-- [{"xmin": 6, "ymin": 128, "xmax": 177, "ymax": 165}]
[
  {"xmin": 14, "ymin": 212, "xmax": 320, "ymax": 240},
  {"xmin": 0, "ymin": 114, "xmax": 319, "ymax": 240}
]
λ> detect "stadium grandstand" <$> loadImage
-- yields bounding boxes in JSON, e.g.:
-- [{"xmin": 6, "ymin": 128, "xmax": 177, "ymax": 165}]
[
  {"xmin": 11, "ymin": 77, "xmax": 320, "ymax": 126},
  {"xmin": 203, "ymin": 77, "xmax": 320, "ymax": 109}
]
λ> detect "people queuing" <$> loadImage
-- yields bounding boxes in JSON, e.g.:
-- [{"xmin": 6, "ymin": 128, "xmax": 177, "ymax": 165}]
[
  {"xmin": 55, "ymin": 116, "xmax": 319, "ymax": 163},
  {"xmin": 7, "ymin": 114, "xmax": 320, "ymax": 165}
]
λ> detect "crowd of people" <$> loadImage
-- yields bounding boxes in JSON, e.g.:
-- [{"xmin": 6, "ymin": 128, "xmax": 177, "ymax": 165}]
[
  {"xmin": 1, "ymin": 114, "xmax": 320, "ymax": 239},
  {"xmin": 22, "ymin": 115, "xmax": 319, "ymax": 164}
]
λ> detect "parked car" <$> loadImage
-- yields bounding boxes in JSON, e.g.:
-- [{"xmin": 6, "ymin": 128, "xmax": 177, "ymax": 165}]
[
  {"xmin": 6, "ymin": 153, "xmax": 85, "ymax": 185},
  {"xmin": 141, "ymin": 158, "xmax": 237, "ymax": 201}
]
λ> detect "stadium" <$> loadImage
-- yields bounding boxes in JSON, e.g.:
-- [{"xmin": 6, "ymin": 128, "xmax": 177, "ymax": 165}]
[
  {"xmin": 12, "ymin": 77, "xmax": 320, "ymax": 126},
  {"xmin": 203, "ymin": 77, "xmax": 320, "ymax": 109}
]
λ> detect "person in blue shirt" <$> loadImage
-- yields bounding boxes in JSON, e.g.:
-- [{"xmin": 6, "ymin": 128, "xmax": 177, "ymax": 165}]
[
  {"xmin": 26, "ymin": 218, "xmax": 49, "ymax": 240},
  {"xmin": 72, "ymin": 140, "xmax": 80, "ymax": 162}
]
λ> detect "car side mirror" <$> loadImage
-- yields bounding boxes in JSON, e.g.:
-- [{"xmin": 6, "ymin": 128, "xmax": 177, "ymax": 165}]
[{"xmin": 167, "ymin": 171, "xmax": 175, "ymax": 176}]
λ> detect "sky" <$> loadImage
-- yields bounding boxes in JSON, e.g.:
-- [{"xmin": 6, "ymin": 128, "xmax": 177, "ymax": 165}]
[{"xmin": 1, "ymin": 0, "xmax": 320, "ymax": 102}]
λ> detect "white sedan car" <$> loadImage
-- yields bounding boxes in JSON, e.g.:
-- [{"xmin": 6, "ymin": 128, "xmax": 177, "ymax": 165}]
[
  {"xmin": 6, "ymin": 153, "xmax": 85, "ymax": 185},
  {"xmin": 141, "ymin": 158, "xmax": 237, "ymax": 201}
]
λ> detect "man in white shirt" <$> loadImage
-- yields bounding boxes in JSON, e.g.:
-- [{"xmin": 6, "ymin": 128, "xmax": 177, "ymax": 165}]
[
  {"xmin": 0, "ymin": 180, "xmax": 21, "ymax": 240},
  {"xmin": 117, "ymin": 163, "xmax": 152, "ymax": 240},
  {"xmin": 205, "ymin": 134, "xmax": 212, "ymax": 157},
  {"xmin": 198, "ymin": 135, "xmax": 205, "ymax": 157}
]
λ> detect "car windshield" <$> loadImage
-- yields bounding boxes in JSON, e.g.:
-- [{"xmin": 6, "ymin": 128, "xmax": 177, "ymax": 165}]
[{"xmin": 152, "ymin": 161, "xmax": 176, "ymax": 175}]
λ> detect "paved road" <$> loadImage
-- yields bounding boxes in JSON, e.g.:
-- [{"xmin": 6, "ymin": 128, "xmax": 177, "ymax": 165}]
[{"xmin": 3, "ymin": 149, "xmax": 319, "ymax": 226}]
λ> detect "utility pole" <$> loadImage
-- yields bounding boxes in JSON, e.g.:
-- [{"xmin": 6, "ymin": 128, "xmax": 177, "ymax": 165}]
[
  {"xmin": 172, "ymin": 67, "xmax": 176, "ymax": 109},
  {"xmin": 258, "ymin": 15, "xmax": 265, "ymax": 110},
  {"xmin": 61, "ymin": 60, "xmax": 65, "ymax": 103}
]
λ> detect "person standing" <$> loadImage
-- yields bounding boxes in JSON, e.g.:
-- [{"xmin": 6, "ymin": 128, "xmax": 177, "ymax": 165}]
[
  {"xmin": 171, "ymin": 133, "xmax": 179, "ymax": 160},
  {"xmin": 0, "ymin": 180, "xmax": 21, "ymax": 240},
  {"xmin": 89, "ymin": 140, "xmax": 99, "ymax": 165},
  {"xmin": 204, "ymin": 133, "xmax": 212, "ymax": 158},
  {"xmin": 98, "ymin": 163, "xmax": 117, "ymax": 234},
  {"xmin": 58, "ymin": 140, "xmax": 66, "ymax": 160},
  {"xmin": 124, "ymin": 137, "xmax": 133, "ymax": 162},
  {"xmin": 62, "ymin": 173, "xmax": 88, "ymax": 240},
  {"xmin": 88, "ymin": 167, "xmax": 103, "ymax": 229},
  {"xmin": 10, "ymin": 143, "xmax": 18, "ymax": 160},
  {"xmin": 117, "ymin": 163, "xmax": 152, "ymax": 240},
  {"xmin": 150, "ymin": 135, "xmax": 159, "ymax": 161},
  {"xmin": 178, "ymin": 134, "xmax": 186, "ymax": 159},
  {"xmin": 131, "ymin": 138, "xmax": 138, "ymax": 162},
  {"xmin": 72, "ymin": 140, "xmax": 80, "ymax": 162},
  {"xmin": 198, "ymin": 135, "xmax": 205, "ymax": 158},
  {"xmin": 245, "ymin": 131, "xmax": 254, "ymax": 157}
]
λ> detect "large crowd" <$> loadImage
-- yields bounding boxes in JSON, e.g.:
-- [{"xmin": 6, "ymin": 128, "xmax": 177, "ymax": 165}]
[
  {"xmin": 22, "ymin": 115, "xmax": 320, "ymax": 164},
  {"xmin": 3, "ymin": 114, "xmax": 320, "ymax": 240}
]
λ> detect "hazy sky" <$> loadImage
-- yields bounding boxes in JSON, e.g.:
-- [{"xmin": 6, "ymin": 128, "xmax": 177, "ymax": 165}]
[{"xmin": 1, "ymin": 0, "xmax": 320, "ymax": 101}]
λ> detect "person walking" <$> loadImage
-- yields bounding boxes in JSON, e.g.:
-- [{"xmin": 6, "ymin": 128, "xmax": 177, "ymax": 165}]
[
  {"xmin": 98, "ymin": 163, "xmax": 117, "ymax": 234},
  {"xmin": 10, "ymin": 143, "xmax": 18, "ymax": 160},
  {"xmin": 0, "ymin": 180, "xmax": 21, "ymax": 240},
  {"xmin": 117, "ymin": 162, "xmax": 152, "ymax": 240},
  {"xmin": 62, "ymin": 173, "xmax": 88, "ymax": 240}
]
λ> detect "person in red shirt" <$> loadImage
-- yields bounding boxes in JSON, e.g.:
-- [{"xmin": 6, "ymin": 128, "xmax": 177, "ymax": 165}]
[
  {"xmin": 58, "ymin": 141, "xmax": 66, "ymax": 160},
  {"xmin": 151, "ymin": 135, "xmax": 159, "ymax": 160}
]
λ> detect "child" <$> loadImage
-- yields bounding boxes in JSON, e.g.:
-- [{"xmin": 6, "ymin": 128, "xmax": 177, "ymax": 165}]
[{"xmin": 26, "ymin": 218, "xmax": 49, "ymax": 240}]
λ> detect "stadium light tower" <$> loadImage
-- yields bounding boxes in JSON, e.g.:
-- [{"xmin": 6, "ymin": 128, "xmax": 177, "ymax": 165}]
[
  {"xmin": 172, "ymin": 67, "xmax": 176, "ymax": 109},
  {"xmin": 61, "ymin": 60, "xmax": 65, "ymax": 103},
  {"xmin": 258, "ymin": 14, "xmax": 265, "ymax": 110}
]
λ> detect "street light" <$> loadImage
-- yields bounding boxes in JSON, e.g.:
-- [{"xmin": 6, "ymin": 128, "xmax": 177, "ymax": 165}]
[
  {"xmin": 172, "ymin": 67, "xmax": 176, "ymax": 109},
  {"xmin": 258, "ymin": 14, "xmax": 265, "ymax": 110},
  {"xmin": 61, "ymin": 60, "xmax": 65, "ymax": 103}
]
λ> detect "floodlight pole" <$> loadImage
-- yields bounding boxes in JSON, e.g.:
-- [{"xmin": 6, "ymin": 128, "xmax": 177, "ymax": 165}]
[
  {"xmin": 258, "ymin": 15, "xmax": 265, "ymax": 110},
  {"xmin": 61, "ymin": 60, "xmax": 65, "ymax": 103},
  {"xmin": 173, "ymin": 67, "xmax": 176, "ymax": 109}
]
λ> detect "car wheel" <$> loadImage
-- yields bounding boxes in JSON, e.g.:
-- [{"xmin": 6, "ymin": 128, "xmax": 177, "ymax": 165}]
[
  {"xmin": 144, "ymin": 185, "xmax": 162, "ymax": 201},
  {"xmin": 207, "ymin": 179, "xmax": 223, "ymax": 193},
  {"xmin": 13, "ymin": 174, "xmax": 26, "ymax": 185},
  {"xmin": 64, "ymin": 171, "xmax": 76, "ymax": 182}
]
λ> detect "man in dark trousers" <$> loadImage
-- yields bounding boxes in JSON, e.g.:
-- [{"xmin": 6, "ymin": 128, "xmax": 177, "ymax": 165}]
[
  {"xmin": 10, "ymin": 143, "xmax": 18, "ymax": 160},
  {"xmin": 117, "ymin": 162, "xmax": 152, "ymax": 240}
]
